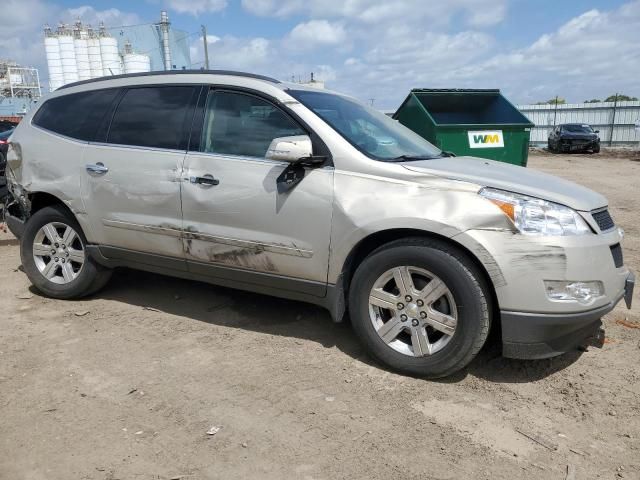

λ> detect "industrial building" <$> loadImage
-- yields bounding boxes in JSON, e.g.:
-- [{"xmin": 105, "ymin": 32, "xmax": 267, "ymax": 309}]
[
  {"xmin": 1, "ymin": 11, "xmax": 191, "ymax": 121},
  {"xmin": 0, "ymin": 60, "xmax": 41, "ymax": 121},
  {"xmin": 44, "ymin": 11, "xmax": 191, "ymax": 91}
]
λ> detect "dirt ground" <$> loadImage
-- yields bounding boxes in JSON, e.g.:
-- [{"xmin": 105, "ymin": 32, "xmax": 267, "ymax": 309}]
[{"xmin": 1, "ymin": 151, "xmax": 639, "ymax": 480}]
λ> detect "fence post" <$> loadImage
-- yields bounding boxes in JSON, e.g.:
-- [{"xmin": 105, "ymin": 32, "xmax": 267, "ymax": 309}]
[
  {"xmin": 609, "ymin": 93, "xmax": 618, "ymax": 147},
  {"xmin": 553, "ymin": 96, "xmax": 558, "ymax": 127}
]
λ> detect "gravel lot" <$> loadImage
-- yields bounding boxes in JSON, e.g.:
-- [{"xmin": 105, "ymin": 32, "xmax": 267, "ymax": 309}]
[{"xmin": 1, "ymin": 150, "xmax": 639, "ymax": 480}]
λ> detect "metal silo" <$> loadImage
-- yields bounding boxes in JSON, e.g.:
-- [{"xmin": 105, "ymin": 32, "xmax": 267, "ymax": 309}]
[
  {"xmin": 58, "ymin": 25, "xmax": 79, "ymax": 84},
  {"xmin": 122, "ymin": 40, "xmax": 151, "ymax": 74},
  {"xmin": 44, "ymin": 25, "xmax": 64, "ymax": 91},
  {"xmin": 86, "ymin": 27, "xmax": 104, "ymax": 79},
  {"xmin": 99, "ymin": 24, "xmax": 122, "ymax": 76},
  {"xmin": 73, "ymin": 21, "xmax": 91, "ymax": 81}
]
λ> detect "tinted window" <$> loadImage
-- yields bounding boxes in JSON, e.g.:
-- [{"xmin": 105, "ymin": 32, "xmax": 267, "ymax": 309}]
[
  {"xmin": 33, "ymin": 89, "xmax": 119, "ymax": 141},
  {"xmin": 108, "ymin": 86, "xmax": 197, "ymax": 150},
  {"xmin": 201, "ymin": 91, "xmax": 305, "ymax": 157}
]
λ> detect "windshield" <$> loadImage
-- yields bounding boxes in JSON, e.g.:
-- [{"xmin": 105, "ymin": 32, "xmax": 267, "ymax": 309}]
[
  {"xmin": 287, "ymin": 89, "xmax": 442, "ymax": 161},
  {"xmin": 563, "ymin": 124, "xmax": 594, "ymax": 133}
]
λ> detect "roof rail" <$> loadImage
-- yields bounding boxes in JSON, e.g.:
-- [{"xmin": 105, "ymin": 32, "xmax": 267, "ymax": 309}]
[{"xmin": 58, "ymin": 70, "xmax": 281, "ymax": 90}]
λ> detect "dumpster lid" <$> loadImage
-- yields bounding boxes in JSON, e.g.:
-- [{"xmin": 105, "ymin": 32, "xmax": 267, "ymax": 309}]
[{"xmin": 395, "ymin": 88, "xmax": 534, "ymax": 127}]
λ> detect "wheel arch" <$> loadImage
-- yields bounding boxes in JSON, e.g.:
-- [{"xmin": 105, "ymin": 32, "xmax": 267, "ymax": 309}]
[{"xmin": 331, "ymin": 228, "xmax": 499, "ymax": 328}]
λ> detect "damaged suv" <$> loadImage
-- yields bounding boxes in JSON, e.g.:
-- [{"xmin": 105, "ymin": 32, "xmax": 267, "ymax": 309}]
[{"xmin": 3, "ymin": 71, "xmax": 634, "ymax": 378}]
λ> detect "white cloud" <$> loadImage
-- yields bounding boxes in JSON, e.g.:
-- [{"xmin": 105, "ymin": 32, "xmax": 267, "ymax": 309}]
[
  {"xmin": 284, "ymin": 20, "xmax": 347, "ymax": 51},
  {"xmin": 164, "ymin": 0, "xmax": 227, "ymax": 15},
  {"xmin": 241, "ymin": 0, "xmax": 508, "ymax": 27}
]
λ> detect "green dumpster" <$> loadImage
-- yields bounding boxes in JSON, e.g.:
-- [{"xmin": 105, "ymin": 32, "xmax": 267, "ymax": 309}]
[{"xmin": 393, "ymin": 89, "xmax": 534, "ymax": 166}]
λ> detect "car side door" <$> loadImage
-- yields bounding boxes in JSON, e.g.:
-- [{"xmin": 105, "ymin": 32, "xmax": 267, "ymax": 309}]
[
  {"xmin": 80, "ymin": 84, "xmax": 200, "ymax": 262},
  {"xmin": 180, "ymin": 88, "xmax": 334, "ymax": 297}
]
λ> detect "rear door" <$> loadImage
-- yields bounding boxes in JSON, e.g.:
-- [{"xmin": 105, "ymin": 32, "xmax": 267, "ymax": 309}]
[
  {"xmin": 180, "ymin": 88, "xmax": 334, "ymax": 295},
  {"xmin": 81, "ymin": 85, "xmax": 200, "ymax": 260}
]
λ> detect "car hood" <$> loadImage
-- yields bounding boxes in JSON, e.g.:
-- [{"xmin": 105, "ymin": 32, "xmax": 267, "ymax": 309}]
[
  {"xmin": 560, "ymin": 133, "xmax": 598, "ymax": 140},
  {"xmin": 403, "ymin": 156, "xmax": 607, "ymax": 211}
]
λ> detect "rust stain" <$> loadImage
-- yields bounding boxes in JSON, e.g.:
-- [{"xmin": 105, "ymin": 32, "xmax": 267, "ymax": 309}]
[{"xmin": 616, "ymin": 318, "xmax": 640, "ymax": 329}]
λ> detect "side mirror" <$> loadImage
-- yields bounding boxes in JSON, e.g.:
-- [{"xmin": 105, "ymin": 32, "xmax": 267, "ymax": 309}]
[
  {"xmin": 594, "ymin": 130, "xmax": 600, "ymax": 133},
  {"xmin": 266, "ymin": 135, "xmax": 313, "ymax": 163}
]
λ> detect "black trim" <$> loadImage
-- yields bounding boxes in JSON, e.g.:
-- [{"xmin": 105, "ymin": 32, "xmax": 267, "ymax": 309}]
[
  {"xmin": 88, "ymin": 244, "xmax": 328, "ymax": 301},
  {"xmin": 94, "ymin": 88, "xmax": 125, "ymax": 143},
  {"xmin": 500, "ymin": 294, "xmax": 624, "ymax": 359},
  {"xmin": 58, "ymin": 70, "xmax": 281, "ymax": 90},
  {"xmin": 4, "ymin": 211, "xmax": 25, "ymax": 239}
]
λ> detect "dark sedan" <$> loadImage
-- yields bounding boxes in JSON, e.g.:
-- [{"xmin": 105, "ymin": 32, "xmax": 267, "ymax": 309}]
[{"xmin": 548, "ymin": 123, "xmax": 600, "ymax": 153}]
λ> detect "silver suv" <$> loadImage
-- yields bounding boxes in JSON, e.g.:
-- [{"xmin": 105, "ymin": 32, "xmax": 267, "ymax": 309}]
[{"xmin": 3, "ymin": 71, "xmax": 634, "ymax": 378}]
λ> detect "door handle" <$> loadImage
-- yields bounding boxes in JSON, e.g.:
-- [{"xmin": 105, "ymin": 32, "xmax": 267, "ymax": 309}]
[
  {"xmin": 86, "ymin": 162, "xmax": 109, "ymax": 175},
  {"xmin": 190, "ymin": 174, "xmax": 220, "ymax": 187}
]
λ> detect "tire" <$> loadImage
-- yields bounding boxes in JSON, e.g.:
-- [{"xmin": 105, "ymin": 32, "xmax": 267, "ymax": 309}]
[
  {"xmin": 547, "ymin": 140, "xmax": 555, "ymax": 152},
  {"xmin": 20, "ymin": 205, "xmax": 112, "ymax": 299},
  {"xmin": 592, "ymin": 144, "xmax": 600, "ymax": 154},
  {"xmin": 348, "ymin": 238, "xmax": 491, "ymax": 378}
]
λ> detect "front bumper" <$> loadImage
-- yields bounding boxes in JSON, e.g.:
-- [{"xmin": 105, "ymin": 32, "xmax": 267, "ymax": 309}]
[
  {"xmin": 501, "ymin": 273, "xmax": 633, "ymax": 359},
  {"xmin": 560, "ymin": 139, "xmax": 599, "ymax": 152},
  {"xmin": 455, "ymin": 227, "xmax": 633, "ymax": 359}
]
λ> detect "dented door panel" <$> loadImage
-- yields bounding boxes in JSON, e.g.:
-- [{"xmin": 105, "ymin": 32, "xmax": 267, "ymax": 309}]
[
  {"xmin": 80, "ymin": 144, "xmax": 186, "ymax": 258},
  {"xmin": 181, "ymin": 152, "xmax": 333, "ymax": 286}
]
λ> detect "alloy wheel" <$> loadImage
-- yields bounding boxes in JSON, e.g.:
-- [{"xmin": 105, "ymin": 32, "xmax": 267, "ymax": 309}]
[
  {"xmin": 32, "ymin": 222, "xmax": 85, "ymax": 285},
  {"xmin": 368, "ymin": 266, "xmax": 458, "ymax": 357}
]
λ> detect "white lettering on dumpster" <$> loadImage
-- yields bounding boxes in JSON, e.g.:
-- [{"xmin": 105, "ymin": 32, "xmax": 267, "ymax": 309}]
[{"xmin": 468, "ymin": 130, "xmax": 504, "ymax": 148}]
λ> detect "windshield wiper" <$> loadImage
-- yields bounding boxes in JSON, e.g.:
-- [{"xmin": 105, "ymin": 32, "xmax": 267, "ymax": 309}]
[{"xmin": 387, "ymin": 154, "xmax": 441, "ymax": 162}]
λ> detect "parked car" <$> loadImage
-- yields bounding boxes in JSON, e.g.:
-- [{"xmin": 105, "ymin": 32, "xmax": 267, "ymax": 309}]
[
  {"xmin": 0, "ymin": 127, "xmax": 14, "ymax": 202},
  {"xmin": 548, "ymin": 123, "xmax": 600, "ymax": 153},
  {"xmin": 3, "ymin": 71, "xmax": 634, "ymax": 378},
  {"xmin": 0, "ymin": 120, "xmax": 18, "ymax": 134}
]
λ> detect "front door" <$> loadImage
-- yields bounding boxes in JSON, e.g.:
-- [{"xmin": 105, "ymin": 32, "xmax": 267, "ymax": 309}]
[
  {"xmin": 81, "ymin": 85, "xmax": 199, "ymax": 259},
  {"xmin": 181, "ymin": 89, "xmax": 333, "ymax": 295}
]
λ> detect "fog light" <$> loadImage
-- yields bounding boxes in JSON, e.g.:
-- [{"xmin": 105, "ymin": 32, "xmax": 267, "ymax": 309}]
[{"xmin": 544, "ymin": 281, "xmax": 604, "ymax": 304}]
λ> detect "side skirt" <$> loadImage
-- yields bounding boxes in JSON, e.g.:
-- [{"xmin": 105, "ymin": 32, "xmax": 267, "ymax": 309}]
[{"xmin": 87, "ymin": 245, "xmax": 344, "ymax": 320}]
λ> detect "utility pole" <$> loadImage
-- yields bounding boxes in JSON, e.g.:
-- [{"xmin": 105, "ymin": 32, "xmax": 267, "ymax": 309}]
[
  {"xmin": 553, "ymin": 95, "xmax": 558, "ymax": 127},
  {"xmin": 609, "ymin": 92, "xmax": 618, "ymax": 147},
  {"xmin": 201, "ymin": 25, "xmax": 210, "ymax": 70}
]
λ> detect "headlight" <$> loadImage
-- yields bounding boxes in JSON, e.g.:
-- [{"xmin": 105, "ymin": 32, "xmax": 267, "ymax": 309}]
[{"xmin": 479, "ymin": 187, "xmax": 592, "ymax": 236}]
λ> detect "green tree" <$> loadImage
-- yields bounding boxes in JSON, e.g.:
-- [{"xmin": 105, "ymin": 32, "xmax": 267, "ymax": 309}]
[
  {"xmin": 584, "ymin": 99, "xmax": 602, "ymax": 103},
  {"xmin": 604, "ymin": 94, "xmax": 638, "ymax": 102},
  {"xmin": 535, "ymin": 97, "xmax": 567, "ymax": 105}
]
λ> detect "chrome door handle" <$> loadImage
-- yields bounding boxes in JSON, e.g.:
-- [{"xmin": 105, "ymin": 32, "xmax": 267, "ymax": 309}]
[
  {"xmin": 190, "ymin": 174, "xmax": 219, "ymax": 187},
  {"xmin": 86, "ymin": 162, "xmax": 109, "ymax": 175}
]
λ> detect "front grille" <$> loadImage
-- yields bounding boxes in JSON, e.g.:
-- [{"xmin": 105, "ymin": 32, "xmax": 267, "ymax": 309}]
[
  {"xmin": 592, "ymin": 209, "xmax": 615, "ymax": 232},
  {"xmin": 610, "ymin": 243, "xmax": 623, "ymax": 268}
]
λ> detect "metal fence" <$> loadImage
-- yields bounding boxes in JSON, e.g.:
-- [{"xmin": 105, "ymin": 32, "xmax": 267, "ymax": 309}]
[{"xmin": 517, "ymin": 101, "xmax": 640, "ymax": 146}]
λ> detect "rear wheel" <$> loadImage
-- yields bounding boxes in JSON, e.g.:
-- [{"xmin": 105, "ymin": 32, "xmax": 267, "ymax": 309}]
[
  {"xmin": 20, "ymin": 206, "xmax": 112, "ymax": 299},
  {"xmin": 348, "ymin": 238, "xmax": 491, "ymax": 378}
]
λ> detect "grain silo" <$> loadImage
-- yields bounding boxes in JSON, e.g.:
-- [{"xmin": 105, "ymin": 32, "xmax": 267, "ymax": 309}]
[
  {"xmin": 57, "ymin": 25, "xmax": 79, "ymax": 84},
  {"xmin": 86, "ymin": 27, "xmax": 104, "ymax": 78},
  {"xmin": 73, "ymin": 21, "xmax": 91, "ymax": 81},
  {"xmin": 43, "ymin": 26, "xmax": 64, "ymax": 91}
]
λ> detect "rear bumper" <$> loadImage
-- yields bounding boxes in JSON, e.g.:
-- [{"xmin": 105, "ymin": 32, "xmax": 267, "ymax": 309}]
[
  {"xmin": 4, "ymin": 211, "xmax": 25, "ymax": 239},
  {"xmin": 501, "ymin": 273, "xmax": 634, "ymax": 359}
]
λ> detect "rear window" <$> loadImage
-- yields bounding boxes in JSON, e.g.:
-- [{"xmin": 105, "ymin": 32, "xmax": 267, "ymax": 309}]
[
  {"xmin": 107, "ymin": 86, "xmax": 198, "ymax": 150},
  {"xmin": 32, "ymin": 89, "xmax": 119, "ymax": 141}
]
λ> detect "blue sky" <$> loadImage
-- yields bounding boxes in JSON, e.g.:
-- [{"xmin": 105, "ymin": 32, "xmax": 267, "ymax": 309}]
[{"xmin": 2, "ymin": 0, "xmax": 639, "ymax": 109}]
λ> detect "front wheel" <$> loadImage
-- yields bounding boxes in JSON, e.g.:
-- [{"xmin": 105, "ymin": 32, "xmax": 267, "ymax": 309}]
[
  {"xmin": 348, "ymin": 239, "xmax": 491, "ymax": 378},
  {"xmin": 20, "ymin": 205, "xmax": 112, "ymax": 299}
]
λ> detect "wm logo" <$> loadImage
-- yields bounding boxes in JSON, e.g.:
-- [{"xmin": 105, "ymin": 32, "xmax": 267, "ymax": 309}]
[
  {"xmin": 468, "ymin": 130, "xmax": 504, "ymax": 148},
  {"xmin": 473, "ymin": 134, "xmax": 500, "ymax": 144}
]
